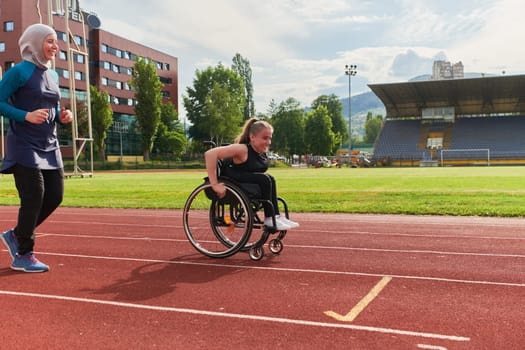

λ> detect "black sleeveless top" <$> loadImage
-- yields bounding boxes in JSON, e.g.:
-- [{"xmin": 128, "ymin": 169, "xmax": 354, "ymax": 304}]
[{"xmin": 222, "ymin": 144, "xmax": 268, "ymax": 175}]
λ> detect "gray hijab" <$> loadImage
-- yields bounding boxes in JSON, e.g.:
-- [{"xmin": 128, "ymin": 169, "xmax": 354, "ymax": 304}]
[{"xmin": 19, "ymin": 23, "xmax": 56, "ymax": 69}]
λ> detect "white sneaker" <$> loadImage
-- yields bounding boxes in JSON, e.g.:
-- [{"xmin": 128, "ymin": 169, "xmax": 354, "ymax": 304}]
[
  {"xmin": 278, "ymin": 216, "xmax": 299, "ymax": 228},
  {"xmin": 264, "ymin": 217, "xmax": 290, "ymax": 231}
]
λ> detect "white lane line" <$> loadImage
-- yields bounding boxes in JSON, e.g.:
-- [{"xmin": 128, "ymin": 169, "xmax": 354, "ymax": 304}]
[
  {"xmin": 290, "ymin": 244, "xmax": 525, "ymax": 258},
  {"xmin": 0, "ymin": 289, "xmax": 470, "ymax": 343},
  {"xmin": 40, "ymin": 220, "xmax": 525, "ymax": 240},
  {"xmin": 31, "ymin": 252, "xmax": 525, "ymax": 288},
  {"xmin": 417, "ymin": 344, "xmax": 448, "ymax": 350},
  {"xmin": 35, "ymin": 233, "xmax": 525, "ymax": 258}
]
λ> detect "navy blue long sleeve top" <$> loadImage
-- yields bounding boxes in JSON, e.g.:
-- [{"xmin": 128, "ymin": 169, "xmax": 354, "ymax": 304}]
[{"xmin": 0, "ymin": 60, "xmax": 63, "ymax": 173}]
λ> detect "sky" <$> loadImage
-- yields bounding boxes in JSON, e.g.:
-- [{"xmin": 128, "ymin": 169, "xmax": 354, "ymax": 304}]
[{"xmin": 81, "ymin": 0, "xmax": 525, "ymax": 119}]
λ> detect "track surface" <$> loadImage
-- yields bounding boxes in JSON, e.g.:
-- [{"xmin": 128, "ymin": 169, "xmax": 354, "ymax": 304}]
[{"xmin": 0, "ymin": 206, "xmax": 524, "ymax": 349}]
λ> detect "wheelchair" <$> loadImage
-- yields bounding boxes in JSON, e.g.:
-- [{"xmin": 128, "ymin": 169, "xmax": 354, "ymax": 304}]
[{"xmin": 182, "ymin": 152, "xmax": 290, "ymax": 261}]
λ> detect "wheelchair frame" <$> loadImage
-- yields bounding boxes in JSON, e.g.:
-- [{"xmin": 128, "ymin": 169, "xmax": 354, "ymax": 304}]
[{"xmin": 182, "ymin": 175, "xmax": 290, "ymax": 261}]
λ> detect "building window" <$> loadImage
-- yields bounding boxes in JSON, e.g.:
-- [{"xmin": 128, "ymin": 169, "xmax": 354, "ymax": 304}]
[
  {"xmin": 59, "ymin": 87, "xmax": 70, "ymax": 99},
  {"xmin": 56, "ymin": 68, "xmax": 69, "ymax": 79},
  {"xmin": 4, "ymin": 21, "xmax": 14, "ymax": 32},
  {"xmin": 0, "ymin": 42, "xmax": 5, "ymax": 52},
  {"xmin": 56, "ymin": 31, "xmax": 67, "ymax": 41},
  {"xmin": 59, "ymin": 51, "xmax": 67, "ymax": 60},
  {"xmin": 112, "ymin": 64, "xmax": 120, "ymax": 73},
  {"xmin": 101, "ymin": 44, "xmax": 108, "ymax": 53},
  {"xmin": 116, "ymin": 81, "xmax": 122, "ymax": 90},
  {"xmin": 73, "ymin": 35, "xmax": 83, "ymax": 46},
  {"xmin": 165, "ymin": 63, "xmax": 170, "ymax": 71},
  {"xmin": 102, "ymin": 77, "xmax": 108, "ymax": 86},
  {"xmin": 74, "ymin": 71, "xmax": 83, "ymax": 80},
  {"xmin": 5, "ymin": 61, "xmax": 15, "ymax": 70},
  {"xmin": 160, "ymin": 76, "xmax": 172, "ymax": 84},
  {"xmin": 103, "ymin": 61, "xmax": 111, "ymax": 70},
  {"xmin": 75, "ymin": 90, "xmax": 87, "ymax": 102},
  {"xmin": 127, "ymin": 99, "xmax": 133, "ymax": 106},
  {"xmin": 75, "ymin": 54, "xmax": 84, "ymax": 63}
]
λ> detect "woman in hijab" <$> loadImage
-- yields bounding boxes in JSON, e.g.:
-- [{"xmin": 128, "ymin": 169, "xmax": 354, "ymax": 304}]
[{"xmin": 0, "ymin": 23, "xmax": 73, "ymax": 272}]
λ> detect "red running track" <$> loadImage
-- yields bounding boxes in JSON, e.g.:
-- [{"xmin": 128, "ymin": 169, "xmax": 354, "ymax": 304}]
[{"xmin": 0, "ymin": 206, "xmax": 524, "ymax": 349}]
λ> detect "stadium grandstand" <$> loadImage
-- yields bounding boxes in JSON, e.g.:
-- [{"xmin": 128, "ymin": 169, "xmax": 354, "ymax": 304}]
[{"xmin": 369, "ymin": 74, "xmax": 525, "ymax": 166}]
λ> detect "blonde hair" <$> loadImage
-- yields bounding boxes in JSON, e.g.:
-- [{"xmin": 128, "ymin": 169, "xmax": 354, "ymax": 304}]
[{"xmin": 235, "ymin": 118, "xmax": 273, "ymax": 144}]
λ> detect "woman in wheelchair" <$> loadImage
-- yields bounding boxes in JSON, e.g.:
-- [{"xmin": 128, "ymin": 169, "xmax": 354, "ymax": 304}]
[{"xmin": 205, "ymin": 118, "xmax": 299, "ymax": 231}]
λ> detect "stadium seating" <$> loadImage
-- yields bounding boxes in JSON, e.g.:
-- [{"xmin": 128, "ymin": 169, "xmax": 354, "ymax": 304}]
[
  {"xmin": 373, "ymin": 119, "xmax": 428, "ymax": 161},
  {"xmin": 372, "ymin": 115, "xmax": 525, "ymax": 163},
  {"xmin": 450, "ymin": 116, "xmax": 525, "ymax": 159}
]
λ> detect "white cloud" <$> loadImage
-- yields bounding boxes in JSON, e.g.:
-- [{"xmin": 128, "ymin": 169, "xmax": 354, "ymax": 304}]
[
  {"xmin": 81, "ymin": 0, "xmax": 525, "ymax": 116},
  {"xmin": 448, "ymin": 0, "xmax": 525, "ymax": 75}
]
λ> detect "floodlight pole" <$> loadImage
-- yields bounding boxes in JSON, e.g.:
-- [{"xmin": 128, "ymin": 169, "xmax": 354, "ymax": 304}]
[
  {"xmin": 1, "ymin": 66, "xmax": 3, "ymax": 160},
  {"xmin": 345, "ymin": 64, "xmax": 357, "ymax": 165}
]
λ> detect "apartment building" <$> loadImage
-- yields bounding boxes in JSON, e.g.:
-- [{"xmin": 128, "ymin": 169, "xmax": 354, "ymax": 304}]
[{"xmin": 0, "ymin": 0, "xmax": 178, "ymax": 156}]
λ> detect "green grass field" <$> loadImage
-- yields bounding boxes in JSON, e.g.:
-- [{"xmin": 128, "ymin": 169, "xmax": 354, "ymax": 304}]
[{"xmin": 1, "ymin": 166, "xmax": 525, "ymax": 217}]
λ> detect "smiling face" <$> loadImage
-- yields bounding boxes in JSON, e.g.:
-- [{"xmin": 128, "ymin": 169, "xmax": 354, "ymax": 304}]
[
  {"xmin": 249, "ymin": 126, "xmax": 273, "ymax": 154},
  {"xmin": 42, "ymin": 34, "xmax": 58, "ymax": 61}
]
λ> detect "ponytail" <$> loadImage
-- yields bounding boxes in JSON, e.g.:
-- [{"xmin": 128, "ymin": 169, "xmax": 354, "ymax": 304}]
[{"xmin": 235, "ymin": 118, "xmax": 273, "ymax": 144}]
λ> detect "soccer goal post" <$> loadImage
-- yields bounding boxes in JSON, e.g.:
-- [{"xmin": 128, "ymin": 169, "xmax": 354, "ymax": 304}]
[{"xmin": 440, "ymin": 149, "xmax": 490, "ymax": 166}]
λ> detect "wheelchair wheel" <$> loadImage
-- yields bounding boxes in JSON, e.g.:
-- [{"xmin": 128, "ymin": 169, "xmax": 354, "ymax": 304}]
[
  {"xmin": 268, "ymin": 239, "xmax": 283, "ymax": 254},
  {"xmin": 183, "ymin": 182, "xmax": 253, "ymax": 258},
  {"xmin": 249, "ymin": 245, "xmax": 264, "ymax": 261}
]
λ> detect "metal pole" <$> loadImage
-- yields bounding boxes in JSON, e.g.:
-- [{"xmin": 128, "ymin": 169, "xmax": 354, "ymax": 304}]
[
  {"xmin": 345, "ymin": 64, "xmax": 357, "ymax": 165},
  {"xmin": 1, "ymin": 66, "xmax": 3, "ymax": 160},
  {"xmin": 119, "ymin": 129, "xmax": 123, "ymax": 162}
]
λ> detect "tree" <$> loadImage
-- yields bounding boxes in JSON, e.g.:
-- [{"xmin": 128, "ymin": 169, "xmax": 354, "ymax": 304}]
[
  {"xmin": 266, "ymin": 98, "xmax": 278, "ymax": 118},
  {"xmin": 364, "ymin": 112, "xmax": 384, "ymax": 144},
  {"xmin": 130, "ymin": 57, "xmax": 163, "ymax": 161},
  {"xmin": 153, "ymin": 102, "xmax": 187, "ymax": 156},
  {"xmin": 232, "ymin": 53, "xmax": 255, "ymax": 120},
  {"xmin": 311, "ymin": 94, "xmax": 347, "ymax": 150},
  {"xmin": 89, "ymin": 85, "xmax": 113, "ymax": 160},
  {"xmin": 304, "ymin": 105, "xmax": 335, "ymax": 155},
  {"xmin": 204, "ymin": 82, "xmax": 242, "ymax": 145},
  {"xmin": 183, "ymin": 63, "xmax": 245, "ymax": 147},
  {"xmin": 271, "ymin": 98, "xmax": 305, "ymax": 158}
]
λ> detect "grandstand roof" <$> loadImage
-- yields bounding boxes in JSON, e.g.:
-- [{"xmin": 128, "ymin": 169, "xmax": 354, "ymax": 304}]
[{"xmin": 368, "ymin": 74, "xmax": 525, "ymax": 118}]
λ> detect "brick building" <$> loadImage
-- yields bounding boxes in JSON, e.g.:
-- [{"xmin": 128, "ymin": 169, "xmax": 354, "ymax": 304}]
[{"xmin": 0, "ymin": 0, "xmax": 178, "ymax": 158}]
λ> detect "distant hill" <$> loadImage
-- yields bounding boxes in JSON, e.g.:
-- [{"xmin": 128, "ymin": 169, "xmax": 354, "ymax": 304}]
[
  {"xmin": 341, "ymin": 90, "xmax": 384, "ymax": 117},
  {"xmin": 340, "ymin": 91, "xmax": 385, "ymax": 139}
]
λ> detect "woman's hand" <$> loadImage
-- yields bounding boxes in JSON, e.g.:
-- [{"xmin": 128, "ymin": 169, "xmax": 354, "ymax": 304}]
[
  {"xmin": 59, "ymin": 107, "xmax": 73, "ymax": 124},
  {"xmin": 211, "ymin": 182, "xmax": 226, "ymax": 198},
  {"xmin": 25, "ymin": 108, "xmax": 49, "ymax": 124}
]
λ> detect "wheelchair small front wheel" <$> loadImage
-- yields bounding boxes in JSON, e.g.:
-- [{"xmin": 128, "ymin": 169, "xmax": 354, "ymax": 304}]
[
  {"xmin": 268, "ymin": 239, "xmax": 283, "ymax": 254},
  {"xmin": 249, "ymin": 245, "xmax": 264, "ymax": 261}
]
